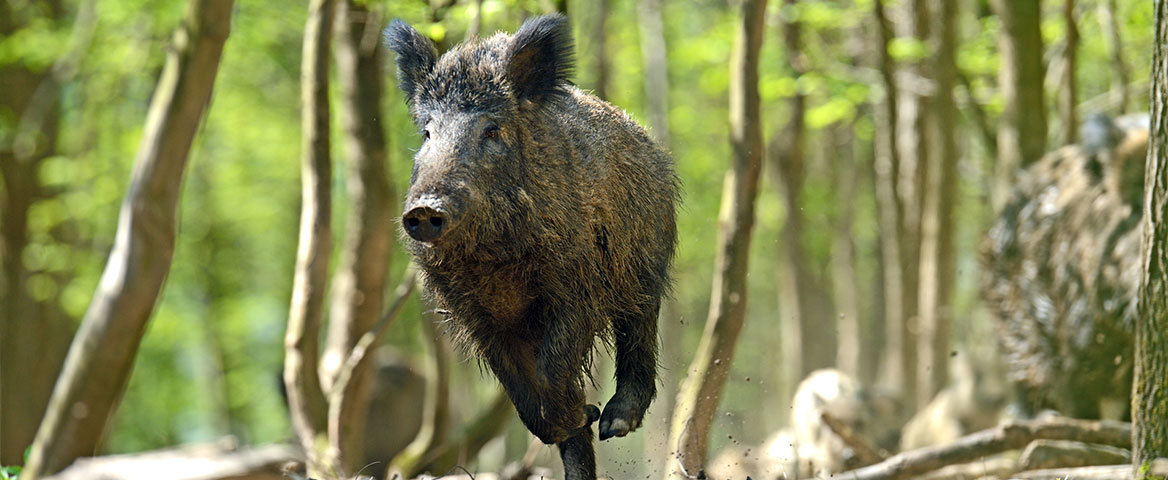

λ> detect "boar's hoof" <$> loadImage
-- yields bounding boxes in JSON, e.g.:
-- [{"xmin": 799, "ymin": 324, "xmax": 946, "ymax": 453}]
[
  {"xmin": 598, "ymin": 396, "xmax": 643, "ymax": 440},
  {"xmin": 584, "ymin": 404, "xmax": 601, "ymax": 425}
]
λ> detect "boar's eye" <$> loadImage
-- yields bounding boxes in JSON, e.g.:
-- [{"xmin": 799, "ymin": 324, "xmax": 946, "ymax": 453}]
[
  {"xmin": 422, "ymin": 129, "xmax": 431, "ymax": 140},
  {"xmin": 483, "ymin": 125, "xmax": 500, "ymax": 140}
]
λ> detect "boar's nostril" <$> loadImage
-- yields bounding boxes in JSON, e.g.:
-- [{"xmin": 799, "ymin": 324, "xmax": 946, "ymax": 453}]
[{"xmin": 403, "ymin": 206, "xmax": 448, "ymax": 242}]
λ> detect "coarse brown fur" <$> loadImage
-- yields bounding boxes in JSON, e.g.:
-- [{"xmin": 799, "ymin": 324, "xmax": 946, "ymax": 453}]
[
  {"xmin": 386, "ymin": 14, "xmax": 678, "ymax": 480},
  {"xmin": 981, "ymin": 114, "xmax": 1147, "ymax": 419}
]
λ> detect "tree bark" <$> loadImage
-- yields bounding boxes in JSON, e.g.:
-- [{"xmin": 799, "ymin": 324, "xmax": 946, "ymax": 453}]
[
  {"xmin": 1134, "ymin": 0, "xmax": 1168, "ymax": 468},
  {"xmin": 638, "ymin": 0, "xmax": 670, "ymax": 148},
  {"xmin": 319, "ymin": 0, "xmax": 393, "ymax": 472},
  {"xmin": 665, "ymin": 0, "xmax": 765, "ymax": 477},
  {"xmin": 465, "ymin": 0, "xmax": 483, "ymax": 39},
  {"xmin": 991, "ymin": 0, "xmax": 1047, "ymax": 210},
  {"xmin": 0, "ymin": 0, "xmax": 88, "ymax": 465},
  {"xmin": 21, "ymin": 0, "xmax": 234, "ymax": 477},
  {"xmin": 389, "ymin": 312, "xmax": 453, "ymax": 479},
  {"xmin": 871, "ymin": 0, "xmax": 908, "ymax": 394},
  {"xmin": 915, "ymin": 0, "xmax": 958, "ymax": 408},
  {"xmin": 1058, "ymin": 0, "xmax": 1079, "ymax": 145},
  {"xmin": 590, "ymin": 0, "xmax": 610, "ymax": 101},
  {"xmin": 283, "ymin": 0, "xmax": 334, "ymax": 474},
  {"xmin": 0, "ymin": 0, "xmax": 73, "ymax": 467},
  {"xmin": 1098, "ymin": 0, "xmax": 1130, "ymax": 113},
  {"xmin": 831, "ymin": 124, "xmax": 862, "ymax": 379},
  {"xmin": 892, "ymin": 0, "xmax": 931, "ymax": 409},
  {"xmin": 772, "ymin": 0, "xmax": 836, "ymax": 383},
  {"xmin": 637, "ymin": 0, "xmax": 675, "ymax": 467}
]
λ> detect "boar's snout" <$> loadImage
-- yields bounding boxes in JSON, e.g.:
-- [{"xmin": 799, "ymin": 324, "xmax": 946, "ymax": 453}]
[{"xmin": 402, "ymin": 200, "xmax": 451, "ymax": 243}]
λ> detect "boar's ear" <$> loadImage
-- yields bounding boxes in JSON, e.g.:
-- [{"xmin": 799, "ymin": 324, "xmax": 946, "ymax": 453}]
[
  {"xmin": 384, "ymin": 19, "xmax": 437, "ymax": 102},
  {"xmin": 506, "ymin": 14, "xmax": 575, "ymax": 103}
]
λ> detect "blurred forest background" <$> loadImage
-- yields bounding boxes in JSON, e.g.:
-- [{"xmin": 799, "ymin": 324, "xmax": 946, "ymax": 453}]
[{"xmin": 0, "ymin": 0, "xmax": 1158, "ymax": 478}]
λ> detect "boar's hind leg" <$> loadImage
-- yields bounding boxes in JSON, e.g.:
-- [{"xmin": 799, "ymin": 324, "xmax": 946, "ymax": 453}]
[
  {"xmin": 559, "ymin": 425, "xmax": 598, "ymax": 480},
  {"xmin": 599, "ymin": 299, "xmax": 660, "ymax": 441}
]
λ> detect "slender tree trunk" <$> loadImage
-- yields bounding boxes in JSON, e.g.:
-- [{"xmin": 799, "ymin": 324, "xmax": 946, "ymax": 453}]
[
  {"xmin": 21, "ymin": 1, "xmax": 234, "ymax": 477},
  {"xmin": 871, "ymin": 0, "xmax": 908, "ymax": 394},
  {"xmin": 1098, "ymin": 0, "xmax": 1130, "ymax": 113},
  {"xmin": 863, "ymin": 136, "xmax": 887, "ymax": 387},
  {"xmin": 0, "ymin": 0, "xmax": 85, "ymax": 465},
  {"xmin": 190, "ymin": 163, "xmax": 246, "ymax": 440},
  {"xmin": 638, "ymin": 0, "xmax": 670, "ymax": 148},
  {"xmin": 320, "ymin": 0, "xmax": 393, "ymax": 473},
  {"xmin": 665, "ymin": 0, "xmax": 766, "ymax": 476},
  {"xmin": 916, "ymin": 0, "xmax": 959, "ymax": 407},
  {"xmin": 831, "ymin": 124, "xmax": 862, "ymax": 379},
  {"xmin": 772, "ymin": 0, "xmax": 836, "ymax": 383},
  {"xmin": 590, "ymin": 0, "xmax": 610, "ymax": 101},
  {"xmin": 283, "ymin": 0, "xmax": 334, "ymax": 474},
  {"xmin": 466, "ymin": 0, "xmax": 483, "ymax": 39},
  {"xmin": 1133, "ymin": 0, "xmax": 1168, "ymax": 466},
  {"xmin": 389, "ymin": 313, "xmax": 453, "ymax": 479},
  {"xmin": 991, "ymin": 0, "xmax": 1047, "ymax": 210},
  {"xmin": 892, "ymin": 0, "xmax": 931, "ymax": 408},
  {"xmin": 1058, "ymin": 0, "xmax": 1079, "ymax": 145},
  {"xmin": 637, "ymin": 0, "xmax": 675, "ymax": 467}
]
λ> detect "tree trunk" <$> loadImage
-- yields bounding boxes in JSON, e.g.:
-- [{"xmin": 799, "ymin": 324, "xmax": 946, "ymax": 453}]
[
  {"xmin": 1098, "ymin": 0, "xmax": 1130, "ymax": 113},
  {"xmin": 831, "ymin": 124, "xmax": 862, "ymax": 379},
  {"xmin": 283, "ymin": 0, "xmax": 334, "ymax": 474},
  {"xmin": 871, "ymin": 0, "xmax": 909, "ymax": 394},
  {"xmin": 1058, "ymin": 0, "xmax": 1079, "ymax": 145},
  {"xmin": 0, "ymin": 0, "xmax": 85, "ymax": 466},
  {"xmin": 466, "ymin": 0, "xmax": 483, "ymax": 39},
  {"xmin": 637, "ymin": 0, "xmax": 675, "ymax": 466},
  {"xmin": 21, "ymin": 0, "xmax": 234, "ymax": 477},
  {"xmin": 590, "ymin": 0, "xmax": 610, "ymax": 101},
  {"xmin": 991, "ymin": 0, "xmax": 1047, "ymax": 210},
  {"xmin": 638, "ymin": 0, "xmax": 670, "ymax": 148},
  {"xmin": 1134, "ymin": 0, "xmax": 1168, "ymax": 466},
  {"xmin": 772, "ymin": 0, "xmax": 836, "ymax": 384},
  {"xmin": 916, "ymin": 0, "xmax": 959, "ymax": 407},
  {"xmin": 320, "ymin": 0, "xmax": 393, "ymax": 473},
  {"xmin": 892, "ymin": 0, "xmax": 931, "ymax": 409},
  {"xmin": 665, "ymin": 0, "xmax": 766, "ymax": 477},
  {"xmin": 389, "ymin": 313, "xmax": 453, "ymax": 479}
]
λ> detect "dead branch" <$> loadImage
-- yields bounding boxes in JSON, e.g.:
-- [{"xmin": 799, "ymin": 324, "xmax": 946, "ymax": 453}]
[
  {"xmin": 1018, "ymin": 439, "xmax": 1130, "ymax": 470},
  {"xmin": 839, "ymin": 417, "xmax": 1132, "ymax": 480},
  {"xmin": 821, "ymin": 412, "xmax": 888, "ymax": 466},
  {"xmin": 43, "ymin": 442, "xmax": 297, "ymax": 480},
  {"xmin": 1010, "ymin": 458, "xmax": 1168, "ymax": 479},
  {"xmin": 914, "ymin": 456, "xmax": 1016, "ymax": 480}
]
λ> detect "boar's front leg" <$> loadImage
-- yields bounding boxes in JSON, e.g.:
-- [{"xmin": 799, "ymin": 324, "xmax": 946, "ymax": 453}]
[
  {"xmin": 485, "ymin": 339, "xmax": 593, "ymax": 445},
  {"xmin": 486, "ymin": 342, "xmax": 599, "ymax": 480},
  {"xmin": 599, "ymin": 299, "xmax": 660, "ymax": 440}
]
